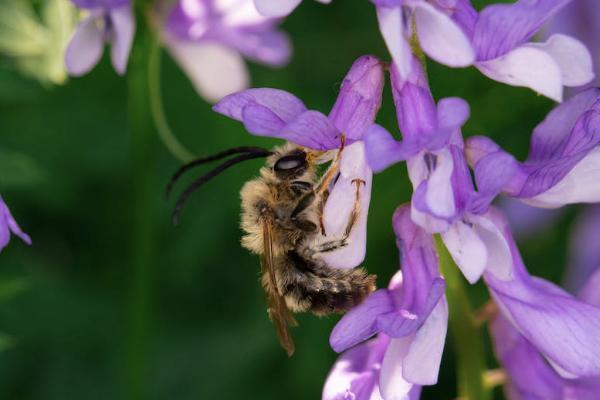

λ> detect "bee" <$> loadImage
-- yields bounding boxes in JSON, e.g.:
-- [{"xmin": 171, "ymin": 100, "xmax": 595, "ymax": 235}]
[{"xmin": 167, "ymin": 140, "xmax": 377, "ymax": 356}]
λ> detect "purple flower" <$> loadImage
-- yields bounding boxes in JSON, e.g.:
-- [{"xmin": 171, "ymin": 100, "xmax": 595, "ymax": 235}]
[
  {"xmin": 466, "ymin": 88, "xmax": 600, "ymax": 209},
  {"xmin": 365, "ymin": 58, "xmax": 515, "ymax": 284},
  {"xmin": 65, "ymin": 0, "xmax": 135, "ymax": 76},
  {"xmin": 484, "ymin": 207, "xmax": 600, "ymax": 379},
  {"xmin": 253, "ymin": 0, "xmax": 331, "ymax": 18},
  {"xmin": 213, "ymin": 55, "xmax": 385, "ymax": 268},
  {"xmin": 163, "ymin": 0, "xmax": 291, "ymax": 102},
  {"xmin": 488, "ymin": 207, "xmax": 600, "ymax": 398},
  {"xmin": 0, "ymin": 196, "xmax": 31, "ymax": 252},
  {"xmin": 375, "ymin": 0, "xmax": 593, "ymax": 101},
  {"xmin": 327, "ymin": 205, "xmax": 448, "ymax": 399}
]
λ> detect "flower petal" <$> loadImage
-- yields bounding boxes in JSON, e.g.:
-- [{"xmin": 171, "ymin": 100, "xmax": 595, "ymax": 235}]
[
  {"xmin": 473, "ymin": 0, "xmax": 571, "ymax": 61},
  {"xmin": 402, "ymin": 296, "xmax": 448, "ymax": 385},
  {"xmin": 441, "ymin": 219, "xmax": 487, "ymax": 284},
  {"xmin": 566, "ymin": 205, "xmax": 600, "ymax": 294},
  {"xmin": 484, "ymin": 208, "xmax": 600, "ymax": 378},
  {"xmin": 390, "ymin": 58, "xmax": 437, "ymax": 142},
  {"xmin": 109, "ymin": 5, "xmax": 135, "ymax": 75},
  {"xmin": 322, "ymin": 335, "xmax": 389, "ymax": 400},
  {"xmin": 321, "ymin": 142, "xmax": 373, "ymax": 269},
  {"xmin": 330, "ymin": 290, "xmax": 394, "ymax": 353},
  {"xmin": 167, "ymin": 41, "xmax": 249, "ymax": 103},
  {"xmin": 527, "ymin": 34, "xmax": 594, "ymax": 88},
  {"xmin": 379, "ymin": 335, "xmax": 415, "ymax": 400},
  {"xmin": 376, "ymin": 206, "xmax": 446, "ymax": 337},
  {"xmin": 253, "ymin": 0, "xmax": 302, "ymax": 17},
  {"xmin": 376, "ymin": 6, "xmax": 412, "ymax": 80},
  {"xmin": 240, "ymin": 104, "xmax": 286, "ymax": 136},
  {"xmin": 64, "ymin": 15, "xmax": 104, "ymax": 77},
  {"xmin": 0, "ymin": 197, "xmax": 31, "ymax": 251},
  {"xmin": 281, "ymin": 110, "xmax": 341, "ymax": 150},
  {"xmin": 213, "ymin": 87, "xmax": 307, "ymax": 124},
  {"xmin": 476, "ymin": 45, "xmax": 564, "ymax": 102},
  {"xmin": 329, "ymin": 55, "xmax": 385, "ymax": 141},
  {"xmin": 411, "ymin": 1, "xmax": 475, "ymax": 67},
  {"xmin": 363, "ymin": 124, "xmax": 421, "ymax": 173}
]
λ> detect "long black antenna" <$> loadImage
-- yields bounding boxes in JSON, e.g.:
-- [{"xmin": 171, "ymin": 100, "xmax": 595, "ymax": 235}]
[
  {"xmin": 166, "ymin": 146, "xmax": 272, "ymax": 198},
  {"xmin": 171, "ymin": 150, "xmax": 272, "ymax": 225}
]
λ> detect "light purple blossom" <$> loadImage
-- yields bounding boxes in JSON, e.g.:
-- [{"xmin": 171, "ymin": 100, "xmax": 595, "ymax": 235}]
[
  {"xmin": 164, "ymin": 0, "xmax": 292, "ymax": 102},
  {"xmin": 484, "ymin": 207, "xmax": 600, "ymax": 379},
  {"xmin": 375, "ymin": 0, "xmax": 593, "ymax": 101},
  {"xmin": 213, "ymin": 55, "xmax": 385, "ymax": 268},
  {"xmin": 253, "ymin": 0, "xmax": 331, "ymax": 18},
  {"xmin": 326, "ymin": 205, "xmax": 447, "ymax": 399},
  {"xmin": 466, "ymin": 88, "xmax": 600, "ymax": 209},
  {"xmin": 488, "ymin": 207, "xmax": 600, "ymax": 398},
  {"xmin": 364, "ymin": 58, "xmax": 514, "ymax": 284},
  {"xmin": 65, "ymin": 0, "xmax": 135, "ymax": 76},
  {"xmin": 565, "ymin": 205, "xmax": 600, "ymax": 294},
  {"xmin": 0, "ymin": 196, "xmax": 31, "ymax": 252}
]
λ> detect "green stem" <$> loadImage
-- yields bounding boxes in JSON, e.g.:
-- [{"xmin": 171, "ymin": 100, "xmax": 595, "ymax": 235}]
[
  {"xmin": 436, "ymin": 236, "xmax": 492, "ymax": 400},
  {"xmin": 125, "ymin": 2, "xmax": 158, "ymax": 399},
  {"xmin": 148, "ymin": 38, "xmax": 195, "ymax": 163}
]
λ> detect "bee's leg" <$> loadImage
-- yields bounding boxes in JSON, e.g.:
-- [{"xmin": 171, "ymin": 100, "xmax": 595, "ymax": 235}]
[
  {"xmin": 317, "ymin": 188, "xmax": 330, "ymax": 235},
  {"xmin": 315, "ymin": 135, "xmax": 346, "ymax": 196},
  {"xmin": 303, "ymin": 179, "xmax": 365, "ymax": 257}
]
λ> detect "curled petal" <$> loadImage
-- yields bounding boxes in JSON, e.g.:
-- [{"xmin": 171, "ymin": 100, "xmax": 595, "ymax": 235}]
[
  {"xmin": 321, "ymin": 142, "xmax": 373, "ymax": 269},
  {"xmin": 0, "ymin": 197, "xmax": 31, "ymax": 251},
  {"xmin": 109, "ymin": 5, "xmax": 135, "ymax": 75},
  {"xmin": 441, "ymin": 219, "xmax": 487, "ymax": 284},
  {"xmin": 214, "ymin": 88, "xmax": 307, "ymax": 124},
  {"xmin": 411, "ymin": 1, "xmax": 475, "ymax": 67},
  {"xmin": 65, "ymin": 14, "xmax": 104, "ymax": 77},
  {"xmin": 329, "ymin": 55, "xmax": 385, "ymax": 141},
  {"xmin": 168, "ymin": 41, "xmax": 249, "ymax": 103},
  {"xmin": 379, "ymin": 335, "xmax": 416, "ymax": 400}
]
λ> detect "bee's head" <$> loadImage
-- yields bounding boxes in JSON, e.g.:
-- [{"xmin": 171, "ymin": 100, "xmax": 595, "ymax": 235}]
[{"xmin": 272, "ymin": 149, "xmax": 308, "ymax": 180}]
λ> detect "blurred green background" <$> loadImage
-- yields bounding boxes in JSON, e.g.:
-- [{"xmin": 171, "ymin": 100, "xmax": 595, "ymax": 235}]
[{"xmin": 0, "ymin": 0, "xmax": 582, "ymax": 399}]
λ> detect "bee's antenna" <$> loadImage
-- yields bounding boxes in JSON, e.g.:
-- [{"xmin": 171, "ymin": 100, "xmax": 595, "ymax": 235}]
[
  {"xmin": 171, "ymin": 150, "xmax": 273, "ymax": 225},
  {"xmin": 166, "ymin": 146, "xmax": 273, "ymax": 198}
]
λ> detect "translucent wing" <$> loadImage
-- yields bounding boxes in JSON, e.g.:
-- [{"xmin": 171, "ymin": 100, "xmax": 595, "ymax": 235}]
[{"xmin": 261, "ymin": 219, "xmax": 297, "ymax": 356}]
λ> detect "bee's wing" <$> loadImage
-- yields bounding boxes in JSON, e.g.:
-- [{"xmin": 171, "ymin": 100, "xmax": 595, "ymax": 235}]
[{"xmin": 261, "ymin": 219, "xmax": 297, "ymax": 356}]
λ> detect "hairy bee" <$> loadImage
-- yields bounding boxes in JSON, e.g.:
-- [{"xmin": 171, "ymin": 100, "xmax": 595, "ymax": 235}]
[{"xmin": 168, "ymin": 141, "xmax": 376, "ymax": 356}]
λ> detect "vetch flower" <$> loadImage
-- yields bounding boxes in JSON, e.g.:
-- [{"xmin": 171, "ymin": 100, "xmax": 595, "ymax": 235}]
[
  {"xmin": 65, "ymin": 0, "xmax": 135, "ymax": 76},
  {"xmin": 327, "ymin": 205, "xmax": 447, "ymax": 399},
  {"xmin": 375, "ymin": 0, "xmax": 594, "ymax": 101},
  {"xmin": 164, "ymin": 0, "xmax": 291, "ymax": 102},
  {"xmin": 484, "ymin": 207, "xmax": 600, "ymax": 379},
  {"xmin": 253, "ymin": 0, "xmax": 331, "ymax": 18},
  {"xmin": 364, "ymin": 58, "xmax": 515, "ymax": 284},
  {"xmin": 0, "ymin": 196, "xmax": 31, "ymax": 252},
  {"xmin": 466, "ymin": 87, "xmax": 600, "ymax": 209},
  {"xmin": 213, "ymin": 55, "xmax": 385, "ymax": 268}
]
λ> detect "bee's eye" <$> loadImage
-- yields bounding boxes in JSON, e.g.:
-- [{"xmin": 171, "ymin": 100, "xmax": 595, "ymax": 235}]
[{"xmin": 274, "ymin": 153, "xmax": 307, "ymax": 172}]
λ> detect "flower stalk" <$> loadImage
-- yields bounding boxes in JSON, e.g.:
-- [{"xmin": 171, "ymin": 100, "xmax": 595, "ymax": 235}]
[
  {"xmin": 436, "ymin": 236, "xmax": 492, "ymax": 400},
  {"xmin": 125, "ymin": 1, "xmax": 159, "ymax": 399}
]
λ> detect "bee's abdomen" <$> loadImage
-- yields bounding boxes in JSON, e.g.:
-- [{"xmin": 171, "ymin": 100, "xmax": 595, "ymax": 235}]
[{"xmin": 281, "ymin": 252, "xmax": 376, "ymax": 315}]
